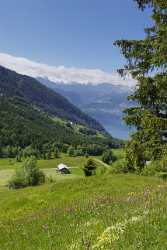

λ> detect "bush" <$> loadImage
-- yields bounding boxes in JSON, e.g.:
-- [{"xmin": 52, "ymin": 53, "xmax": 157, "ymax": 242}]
[
  {"xmin": 125, "ymin": 141, "xmax": 145, "ymax": 173},
  {"xmin": 141, "ymin": 158, "xmax": 167, "ymax": 177},
  {"xmin": 141, "ymin": 161, "xmax": 158, "ymax": 176},
  {"xmin": 53, "ymin": 148, "xmax": 60, "ymax": 158},
  {"xmin": 67, "ymin": 146, "xmax": 75, "ymax": 157},
  {"xmin": 83, "ymin": 159, "xmax": 97, "ymax": 177},
  {"xmin": 61, "ymin": 144, "xmax": 69, "ymax": 153},
  {"xmin": 157, "ymin": 172, "xmax": 167, "ymax": 181},
  {"xmin": 85, "ymin": 152, "xmax": 89, "ymax": 158},
  {"xmin": 111, "ymin": 159, "xmax": 128, "ymax": 174},
  {"xmin": 9, "ymin": 168, "xmax": 27, "ymax": 189},
  {"xmin": 86, "ymin": 144, "xmax": 104, "ymax": 156},
  {"xmin": 74, "ymin": 147, "xmax": 85, "ymax": 156},
  {"xmin": 102, "ymin": 150, "xmax": 117, "ymax": 165},
  {"xmin": 159, "ymin": 154, "xmax": 167, "ymax": 172},
  {"xmin": 9, "ymin": 157, "xmax": 45, "ymax": 189},
  {"xmin": 23, "ymin": 146, "xmax": 39, "ymax": 158},
  {"xmin": 16, "ymin": 153, "xmax": 22, "ymax": 162}
]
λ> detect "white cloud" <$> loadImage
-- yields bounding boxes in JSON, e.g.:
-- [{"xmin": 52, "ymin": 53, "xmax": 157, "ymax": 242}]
[{"xmin": 0, "ymin": 53, "xmax": 136, "ymax": 87}]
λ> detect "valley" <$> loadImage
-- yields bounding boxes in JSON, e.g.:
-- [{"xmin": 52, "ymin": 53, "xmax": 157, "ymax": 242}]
[
  {"xmin": 0, "ymin": 66, "xmax": 120, "ymax": 161},
  {"xmin": 0, "ymin": 0, "xmax": 166, "ymax": 248},
  {"xmin": 38, "ymin": 79, "xmax": 133, "ymax": 139},
  {"xmin": 0, "ymin": 54, "xmax": 135, "ymax": 139}
]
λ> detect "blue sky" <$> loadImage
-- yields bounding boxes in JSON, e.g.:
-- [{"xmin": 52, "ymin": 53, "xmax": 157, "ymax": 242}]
[{"xmin": 0, "ymin": 0, "xmax": 151, "ymax": 72}]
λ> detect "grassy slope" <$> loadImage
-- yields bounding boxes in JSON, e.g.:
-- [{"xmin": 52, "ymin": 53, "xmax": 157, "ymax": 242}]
[
  {"xmin": 0, "ymin": 152, "xmax": 167, "ymax": 249},
  {"xmin": 0, "ymin": 174, "xmax": 166, "ymax": 250}
]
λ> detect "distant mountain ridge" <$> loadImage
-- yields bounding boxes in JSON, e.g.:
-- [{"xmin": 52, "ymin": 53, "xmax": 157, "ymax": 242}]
[
  {"xmin": 0, "ymin": 66, "xmax": 105, "ymax": 133},
  {"xmin": 0, "ymin": 53, "xmax": 136, "ymax": 139},
  {"xmin": 0, "ymin": 65, "xmax": 121, "ymax": 151},
  {"xmin": 38, "ymin": 78, "xmax": 133, "ymax": 139}
]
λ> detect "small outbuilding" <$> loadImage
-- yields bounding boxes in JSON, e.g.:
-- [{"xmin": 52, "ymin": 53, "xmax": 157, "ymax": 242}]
[{"xmin": 57, "ymin": 163, "xmax": 71, "ymax": 174}]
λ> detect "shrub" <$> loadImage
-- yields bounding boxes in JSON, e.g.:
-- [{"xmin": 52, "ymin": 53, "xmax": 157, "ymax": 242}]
[
  {"xmin": 159, "ymin": 153, "xmax": 167, "ymax": 172},
  {"xmin": 9, "ymin": 157, "xmax": 45, "ymax": 189},
  {"xmin": 45, "ymin": 151, "xmax": 52, "ymax": 160},
  {"xmin": 157, "ymin": 172, "xmax": 167, "ymax": 181},
  {"xmin": 74, "ymin": 147, "xmax": 85, "ymax": 156},
  {"xmin": 111, "ymin": 159, "xmax": 128, "ymax": 174},
  {"xmin": 102, "ymin": 150, "xmax": 117, "ymax": 165},
  {"xmin": 125, "ymin": 140, "xmax": 145, "ymax": 173},
  {"xmin": 9, "ymin": 168, "xmax": 27, "ymax": 189},
  {"xmin": 16, "ymin": 153, "xmax": 22, "ymax": 162},
  {"xmin": 67, "ymin": 146, "xmax": 75, "ymax": 157},
  {"xmin": 83, "ymin": 159, "xmax": 97, "ymax": 177},
  {"xmin": 85, "ymin": 152, "xmax": 89, "ymax": 158},
  {"xmin": 22, "ymin": 145, "xmax": 39, "ymax": 158},
  {"xmin": 86, "ymin": 144, "xmax": 104, "ymax": 156},
  {"xmin": 61, "ymin": 144, "xmax": 69, "ymax": 153},
  {"xmin": 141, "ymin": 161, "xmax": 158, "ymax": 176},
  {"xmin": 141, "ymin": 158, "xmax": 167, "ymax": 177},
  {"xmin": 53, "ymin": 148, "xmax": 60, "ymax": 158}
]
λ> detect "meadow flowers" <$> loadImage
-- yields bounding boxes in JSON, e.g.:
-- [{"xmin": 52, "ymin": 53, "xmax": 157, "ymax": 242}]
[{"xmin": 93, "ymin": 211, "xmax": 150, "ymax": 249}]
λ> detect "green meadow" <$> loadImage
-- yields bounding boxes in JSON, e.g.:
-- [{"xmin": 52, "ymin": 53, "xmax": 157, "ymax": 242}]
[
  {"xmin": 0, "ymin": 151, "xmax": 166, "ymax": 249},
  {"xmin": 0, "ymin": 154, "xmax": 107, "ymax": 186}
]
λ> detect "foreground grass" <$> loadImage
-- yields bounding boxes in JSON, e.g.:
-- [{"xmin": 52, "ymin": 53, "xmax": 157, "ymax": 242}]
[{"xmin": 0, "ymin": 173, "xmax": 166, "ymax": 250}]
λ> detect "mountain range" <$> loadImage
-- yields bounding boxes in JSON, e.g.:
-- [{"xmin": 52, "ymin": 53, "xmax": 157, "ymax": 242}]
[
  {"xmin": 0, "ymin": 66, "xmax": 105, "ymax": 132},
  {"xmin": 0, "ymin": 53, "xmax": 136, "ymax": 139},
  {"xmin": 0, "ymin": 65, "xmax": 119, "ymax": 150},
  {"xmin": 38, "ymin": 78, "xmax": 133, "ymax": 139}
]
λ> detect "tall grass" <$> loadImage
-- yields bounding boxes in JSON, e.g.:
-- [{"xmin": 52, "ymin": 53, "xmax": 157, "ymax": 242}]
[{"xmin": 0, "ymin": 174, "xmax": 166, "ymax": 249}]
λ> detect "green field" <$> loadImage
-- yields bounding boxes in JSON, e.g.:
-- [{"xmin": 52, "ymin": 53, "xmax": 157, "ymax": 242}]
[
  {"xmin": 0, "ymin": 152, "xmax": 166, "ymax": 249},
  {"xmin": 0, "ymin": 155, "xmax": 107, "ymax": 187}
]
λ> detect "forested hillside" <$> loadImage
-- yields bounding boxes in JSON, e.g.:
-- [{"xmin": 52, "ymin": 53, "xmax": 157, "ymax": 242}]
[
  {"xmin": 0, "ymin": 66, "xmax": 105, "ymax": 133},
  {"xmin": 0, "ymin": 96, "xmax": 93, "ymax": 147},
  {"xmin": 0, "ymin": 66, "xmax": 120, "ymax": 158}
]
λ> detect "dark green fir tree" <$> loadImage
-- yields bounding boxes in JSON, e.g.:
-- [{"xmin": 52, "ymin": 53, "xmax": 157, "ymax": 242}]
[{"xmin": 114, "ymin": 0, "xmax": 167, "ymax": 171}]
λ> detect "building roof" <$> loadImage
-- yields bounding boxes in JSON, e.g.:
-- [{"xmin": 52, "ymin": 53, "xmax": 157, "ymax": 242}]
[{"xmin": 57, "ymin": 163, "xmax": 69, "ymax": 170}]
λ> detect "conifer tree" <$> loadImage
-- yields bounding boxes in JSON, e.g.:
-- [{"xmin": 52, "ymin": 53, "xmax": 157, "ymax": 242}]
[{"xmin": 114, "ymin": 0, "xmax": 167, "ymax": 170}]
